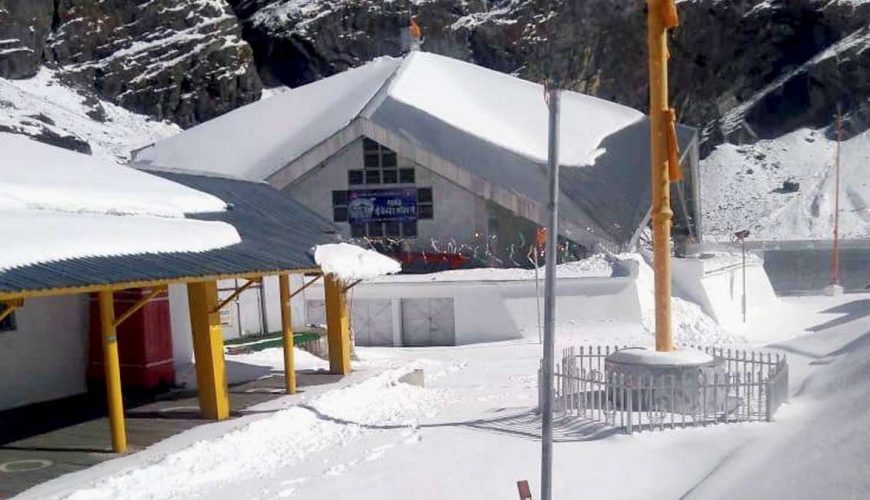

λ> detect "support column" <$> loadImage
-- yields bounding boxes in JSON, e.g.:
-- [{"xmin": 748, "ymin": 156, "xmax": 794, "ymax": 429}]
[
  {"xmin": 98, "ymin": 290, "xmax": 127, "ymax": 453},
  {"xmin": 187, "ymin": 280, "xmax": 230, "ymax": 420},
  {"xmin": 324, "ymin": 275, "xmax": 352, "ymax": 375},
  {"xmin": 279, "ymin": 273, "xmax": 297, "ymax": 394},
  {"xmin": 648, "ymin": 0, "xmax": 675, "ymax": 352}
]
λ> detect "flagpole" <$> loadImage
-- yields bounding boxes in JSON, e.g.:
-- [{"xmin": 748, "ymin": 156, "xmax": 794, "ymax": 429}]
[{"xmin": 540, "ymin": 85, "xmax": 560, "ymax": 500}]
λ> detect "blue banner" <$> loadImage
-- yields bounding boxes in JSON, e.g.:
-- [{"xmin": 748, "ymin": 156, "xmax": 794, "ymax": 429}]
[{"xmin": 348, "ymin": 188, "xmax": 417, "ymax": 223}]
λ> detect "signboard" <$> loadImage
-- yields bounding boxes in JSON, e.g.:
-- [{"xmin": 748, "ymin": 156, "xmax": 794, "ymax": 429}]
[{"xmin": 348, "ymin": 188, "xmax": 417, "ymax": 223}]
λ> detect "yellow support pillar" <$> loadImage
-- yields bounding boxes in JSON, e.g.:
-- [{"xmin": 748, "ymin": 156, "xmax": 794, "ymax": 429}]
[
  {"xmin": 187, "ymin": 280, "xmax": 230, "ymax": 420},
  {"xmin": 648, "ymin": 0, "xmax": 677, "ymax": 352},
  {"xmin": 279, "ymin": 274, "xmax": 297, "ymax": 394},
  {"xmin": 98, "ymin": 290, "xmax": 127, "ymax": 453},
  {"xmin": 324, "ymin": 275, "xmax": 352, "ymax": 375}
]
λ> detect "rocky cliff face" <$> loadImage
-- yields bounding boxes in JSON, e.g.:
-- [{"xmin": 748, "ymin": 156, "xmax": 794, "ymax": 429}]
[
  {"xmin": 1, "ymin": 0, "xmax": 869, "ymax": 154},
  {"xmin": 231, "ymin": 0, "xmax": 870, "ymax": 153},
  {"xmin": 0, "ymin": 0, "xmax": 262, "ymax": 128}
]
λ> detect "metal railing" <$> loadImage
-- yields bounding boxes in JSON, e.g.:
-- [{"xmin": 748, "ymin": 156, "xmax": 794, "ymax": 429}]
[{"xmin": 540, "ymin": 345, "xmax": 789, "ymax": 434}]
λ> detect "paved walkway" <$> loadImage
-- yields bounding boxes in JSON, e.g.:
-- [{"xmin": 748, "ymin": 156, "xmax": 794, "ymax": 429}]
[{"xmin": 0, "ymin": 371, "xmax": 342, "ymax": 498}]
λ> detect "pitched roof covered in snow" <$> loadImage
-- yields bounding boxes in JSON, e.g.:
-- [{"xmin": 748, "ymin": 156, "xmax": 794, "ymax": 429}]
[
  {"xmin": 0, "ymin": 134, "xmax": 339, "ymax": 297},
  {"xmin": 134, "ymin": 51, "xmax": 699, "ymax": 250}
]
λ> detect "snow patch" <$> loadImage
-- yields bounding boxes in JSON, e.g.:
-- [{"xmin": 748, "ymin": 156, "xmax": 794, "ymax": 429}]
[
  {"xmin": 389, "ymin": 52, "xmax": 643, "ymax": 167},
  {"xmin": 314, "ymin": 243, "xmax": 402, "ymax": 282}
]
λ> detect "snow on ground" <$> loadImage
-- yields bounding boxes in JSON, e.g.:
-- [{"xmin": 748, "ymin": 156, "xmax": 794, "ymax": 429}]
[
  {"xmin": 701, "ymin": 127, "xmax": 870, "ymax": 240},
  {"xmin": 21, "ymin": 292, "xmax": 870, "ymax": 500},
  {"xmin": 0, "ymin": 69, "xmax": 179, "ymax": 162},
  {"xmin": 0, "ymin": 133, "xmax": 240, "ymax": 271},
  {"xmin": 314, "ymin": 243, "xmax": 402, "ymax": 282}
]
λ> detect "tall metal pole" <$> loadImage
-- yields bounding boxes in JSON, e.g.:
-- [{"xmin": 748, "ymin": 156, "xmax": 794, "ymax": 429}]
[
  {"xmin": 741, "ymin": 239, "xmax": 747, "ymax": 323},
  {"xmin": 831, "ymin": 110, "xmax": 842, "ymax": 286},
  {"xmin": 648, "ymin": 0, "xmax": 675, "ymax": 352},
  {"xmin": 540, "ymin": 86, "xmax": 560, "ymax": 500}
]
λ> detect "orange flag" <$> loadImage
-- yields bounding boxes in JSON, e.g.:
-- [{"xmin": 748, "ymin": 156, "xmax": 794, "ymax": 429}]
[
  {"xmin": 409, "ymin": 16, "xmax": 422, "ymax": 40},
  {"xmin": 662, "ymin": 0, "xmax": 680, "ymax": 29},
  {"xmin": 535, "ymin": 227, "xmax": 547, "ymax": 252}
]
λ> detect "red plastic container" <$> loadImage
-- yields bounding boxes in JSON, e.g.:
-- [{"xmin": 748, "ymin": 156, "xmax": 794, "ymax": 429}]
[{"xmin": 88, "ymin": 288, "xmax": 175, "ymax": 390}]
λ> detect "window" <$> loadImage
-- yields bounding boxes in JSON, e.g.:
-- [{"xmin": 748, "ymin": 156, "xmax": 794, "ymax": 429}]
[
  {"xmin": 350, "ymin": 223, "xmax": 366, "ymax": 238},
  {"xmin": 350, "ymin": 221, "xmax": 418, "ymax": 239},
  {"xmin": 399, "ymin": 168, "xmax": 415, "ymax": 184},
  {"xmin": 417, "ymin": 188, "xmax": 434, "ymax": 220},
  {"xmin": 0, "ymin": 305, "xmax": 16, "ymax": 333},
  {"xmin": 352, "ymin": 138, "xmax": 407, "ymax": 186},
  {"xmin": 348, "ymin": 170, "xmax": 364, "ymax": 185},
  {"xmin": 332, "ymin": 190, "xmax": 349, "ymax": 222}
]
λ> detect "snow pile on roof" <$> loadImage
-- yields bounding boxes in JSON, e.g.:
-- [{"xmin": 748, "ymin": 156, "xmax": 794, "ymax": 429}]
[
  {"xmin": 0, "ymin": 133, "xmax": 228, "ymax": 217},
  {"xmin": 314, "ymin": 243, "xmax": 402, "ymax": 282},
  {"xmin": 702, "ymin": 127, "xmax": 870, "ymax": 240},
  {"xmin": 0, "ymin": 134, "xmax": 241, "ymax": 271},
  {"xmin": 135, "ymin": 57, "xmax": 403, "ymax": 180},
  {"xmin": 389, "ymin": 52, "xmax": 643, "ymax": 167},
  {"xmin": 0, "ymin": 68, "xmax": 179, "ymax": 162},
  {"xmin": 134, "ymin": 51, "xmax": 644, "ymax": 179}
]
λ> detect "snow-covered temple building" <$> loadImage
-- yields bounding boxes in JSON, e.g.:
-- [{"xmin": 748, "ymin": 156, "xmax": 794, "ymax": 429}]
[{"xmin": 134, "ymin": 51, "xmax": 701, "ymax": 266}]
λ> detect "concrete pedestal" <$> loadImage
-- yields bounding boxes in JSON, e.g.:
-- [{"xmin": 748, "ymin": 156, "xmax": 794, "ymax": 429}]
[
  {"xmin": 605, "ymin": 348, "xmax": 725, "ymax": 414},
  {"xmin": 823, "ymin": 284, "xmax": 844, "ymax": 296}
]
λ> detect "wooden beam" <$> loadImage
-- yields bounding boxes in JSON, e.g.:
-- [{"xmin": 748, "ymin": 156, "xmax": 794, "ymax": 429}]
[
  {"xmin": 287, "ymin": 275, "xmax": 322, "ymax": 300},
  {"xmin": 279, "ymin": 274, "xmax": 297, "ymax": 394},
  {"xmin": 342, "ymin": 279, "xmax": 363, "ymax": 293},
  {"xmin": 187, "ymin": 280, "xmax": 230, "ymax": 420},
  {"xmin": 113, "ymin": 287, "xmax": 167, "ymax": 328},
  {"xmin": 212, "ymin": 278, "xmax": 260, "ymax": 313},
  {"xmin": 98, "ymin": 290, "xmax": 127, "ymax": 453},
  {"xmin": 0, "ymin": 268, "xmax": 322, "ymax": 302},
  {"xmin": 324, "ymin": 275, "xmax": 352, "ymax": 375}
]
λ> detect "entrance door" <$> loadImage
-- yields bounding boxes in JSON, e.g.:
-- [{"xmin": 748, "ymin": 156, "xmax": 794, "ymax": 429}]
[
  {"xmin": 351, "ymin": 299, "xmax": 393, "ymax": 346},
  {"xmin": 401, "ymin": 298, "xmax": 455, "ymax": 346}
]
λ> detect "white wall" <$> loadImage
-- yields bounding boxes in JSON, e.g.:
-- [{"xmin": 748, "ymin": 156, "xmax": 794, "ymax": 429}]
[
  {"xmin": 285, "ymin": 138, "xmax": 491, "ymax": 251},
  {"xmin": 169, "ymin": 284, "xmax": 194, "ymax": 369},
  {"xmin": 0, "ymin": 295, "xmax": 89, "ymax": 411},
  {"xmin": 672, "ymin": 255, "xmax": 778, "ymax": 330},
  {"xmin": 305, "ymin": 273, "xmax": 642, "ymax": 346}
]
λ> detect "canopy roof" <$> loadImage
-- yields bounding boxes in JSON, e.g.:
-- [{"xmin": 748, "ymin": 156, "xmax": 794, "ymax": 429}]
[{"xmin": 0, "ymin": 151, "xmax": 340, "ymax": 298}]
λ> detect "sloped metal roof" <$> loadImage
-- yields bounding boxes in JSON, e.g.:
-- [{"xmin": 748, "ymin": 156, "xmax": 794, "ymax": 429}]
[
  {"xmin": 371, "ymin": 97, "xmax": 697, "ymax": 249},
  {"xmin": 0, "ymin": 173, "xmax": 339, "ymax": 297}
]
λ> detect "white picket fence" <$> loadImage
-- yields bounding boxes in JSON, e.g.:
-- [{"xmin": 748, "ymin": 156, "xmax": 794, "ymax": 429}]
[{"xmin": 540, "ymin": 345, "xmax": 789, "ymax": 434}]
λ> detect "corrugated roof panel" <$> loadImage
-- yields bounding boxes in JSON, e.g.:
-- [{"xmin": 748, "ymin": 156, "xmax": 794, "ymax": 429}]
[{"xmin": 0, "ymin": 173, "xmax": 339, "ymax": 295}]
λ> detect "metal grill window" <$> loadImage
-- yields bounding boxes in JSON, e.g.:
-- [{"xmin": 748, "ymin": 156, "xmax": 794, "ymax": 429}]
[
  {"xmin": 357, "ymin": 138, "xmax": 406, "ymax": 186},
  {"xmin": 332, "ymin": 190, "xmax": 349, "ymax": 222},
  {"xmin": 417, "ymin": 188, "xmax": 434, "ymax": 220}
]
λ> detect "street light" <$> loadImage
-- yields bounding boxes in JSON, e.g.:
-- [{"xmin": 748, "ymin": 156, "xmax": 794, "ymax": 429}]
[{"xmin": 734, "ymin": 229, "xmax": 750, "ymax": 323}]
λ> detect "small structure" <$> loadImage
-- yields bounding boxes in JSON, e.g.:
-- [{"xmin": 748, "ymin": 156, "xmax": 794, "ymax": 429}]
[
  {"xmin": 0, "ymin": 134, "xmax": 395, "ymax": 453},
  {"xmin": 133, "ymin": 51, "xmax": 702, "ymax": 263},
  {"xmin": 544, "ymin": 345, "xmax": 790, "ymax": 434}
]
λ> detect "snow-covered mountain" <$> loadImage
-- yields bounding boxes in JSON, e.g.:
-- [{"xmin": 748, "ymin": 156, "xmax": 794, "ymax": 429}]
[
  {"xmin": 0, "ymin": 69, "xmax": 179, "ymax": 163},
  {"xmin": 702, "ymin": 127, "xmax": 870, "ymax": 240}
]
